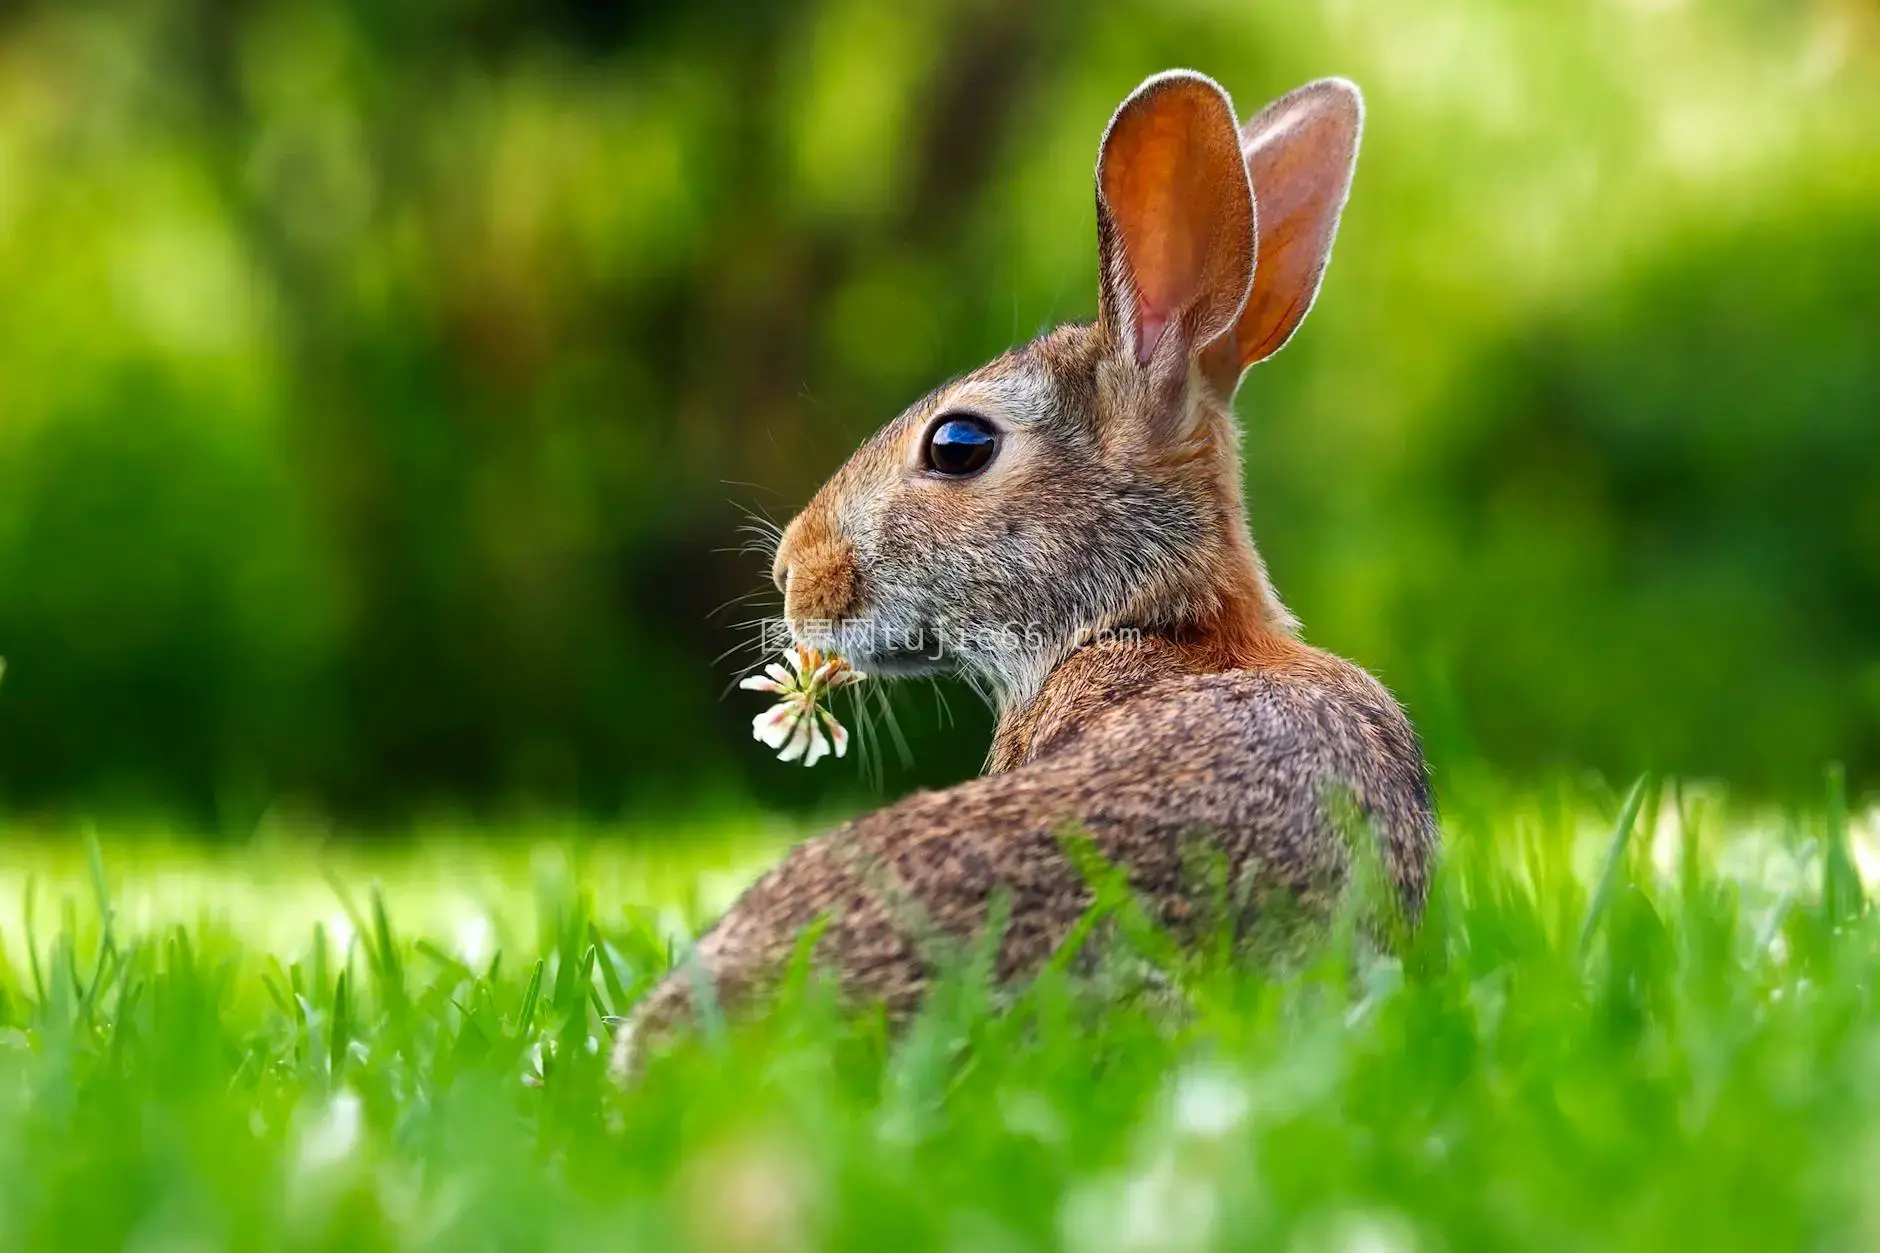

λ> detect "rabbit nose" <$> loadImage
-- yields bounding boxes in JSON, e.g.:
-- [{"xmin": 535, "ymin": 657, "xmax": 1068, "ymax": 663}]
[
  {"xmin": 772, "ymin": 505, "xmax": 856, "ymax": 624},
  {"xmin": 772, "ymin": 516, "xmax": 801, "ymax": 594}
]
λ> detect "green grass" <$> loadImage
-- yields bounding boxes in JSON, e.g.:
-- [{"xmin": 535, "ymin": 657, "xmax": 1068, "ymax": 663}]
[{"xmin": 0, "ymin": 776, "xmax": 1876, "ymax": 1252}]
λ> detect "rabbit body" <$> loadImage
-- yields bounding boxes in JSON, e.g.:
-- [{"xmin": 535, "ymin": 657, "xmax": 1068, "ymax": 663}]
[
  {"xmin": 615, "ymin": 72, "xmax": 1436, "ymax": 1072},
  {"xmin": 627, "ymin": 633, "xmax": 1432, "ymax": 1040}
]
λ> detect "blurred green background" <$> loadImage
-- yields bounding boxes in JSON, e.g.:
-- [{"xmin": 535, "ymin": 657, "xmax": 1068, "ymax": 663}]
[{"xmin": 0, "ymin": 0, "xmax": 1874, "ymax": 826}]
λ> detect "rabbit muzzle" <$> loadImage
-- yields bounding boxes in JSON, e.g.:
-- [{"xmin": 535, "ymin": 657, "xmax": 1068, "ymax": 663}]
[{"xmin": 772, "ymin": 508, "xmax": 873, "ymax": 642}]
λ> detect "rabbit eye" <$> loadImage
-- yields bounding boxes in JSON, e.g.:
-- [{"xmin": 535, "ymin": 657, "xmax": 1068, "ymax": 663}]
[{"xmin": 924, "ymin": 414, "xmax": 998, "ymax": 478}]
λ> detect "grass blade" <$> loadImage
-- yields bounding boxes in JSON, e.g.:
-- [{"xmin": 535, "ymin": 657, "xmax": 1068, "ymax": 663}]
[
  {"xmin": 1823, "ymin": 762, "xmax": 1863, "ymax": 926},
  {"xmin": 517, "ymin": 958, "xmax": 545, "ymax": 1037},
  {"xmin": 1578, "ymin": 774, "xmax": 1651, "ymax": 961},
  {"xmin": 329, "ymin": 970, "xmax": 350, "ymax": 1081},
  {"xmin": 22, "ymin": 876, "xmax": 44, "ymax": 1010}
]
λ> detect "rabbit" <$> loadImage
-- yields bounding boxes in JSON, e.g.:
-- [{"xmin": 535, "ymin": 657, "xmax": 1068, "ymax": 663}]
[{"xmin": 613, "ymin": 71, "xmax": 1436, "ymax": 1076}]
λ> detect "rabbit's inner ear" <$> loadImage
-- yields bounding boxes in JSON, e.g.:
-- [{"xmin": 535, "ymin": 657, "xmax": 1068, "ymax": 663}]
[
  {"xmin": 1209, "ymin": 78, "xmax": 1363, "ymax": 380},
  {"xmin": 1096, "ymin": 72, "xmax": 1255, "ymax": 390}
]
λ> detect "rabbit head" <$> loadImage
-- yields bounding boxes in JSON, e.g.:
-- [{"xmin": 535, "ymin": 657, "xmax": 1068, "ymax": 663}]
[{"xmin": 771, "ymin": 73, "xmax": 1362, "ymax": 707}]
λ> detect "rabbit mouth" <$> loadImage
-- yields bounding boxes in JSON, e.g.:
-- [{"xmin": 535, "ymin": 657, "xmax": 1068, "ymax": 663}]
[
  {"xmin": 784, "ymin": 615, "xmax": 953, "ymax": 679},
  {"xmin": 851, "ymin": 647, "xmax": 950, "ymax": 679}
]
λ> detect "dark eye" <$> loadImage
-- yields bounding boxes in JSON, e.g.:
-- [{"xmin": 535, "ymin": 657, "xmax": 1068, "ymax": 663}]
[{"xmin": 923, "ymin": 414, "xmax": 998, "ymax": 478}]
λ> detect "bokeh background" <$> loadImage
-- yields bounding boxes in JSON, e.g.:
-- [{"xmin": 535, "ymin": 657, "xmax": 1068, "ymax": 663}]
[{"xmin": 0, "ymin": 0, "xmax": 1874, "ymax": 828}]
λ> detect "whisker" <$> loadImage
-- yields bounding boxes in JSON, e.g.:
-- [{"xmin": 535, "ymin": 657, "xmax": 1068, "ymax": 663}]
[
  {"xmin": 721, "ymin": 480, "xmax": 785, "ymax": 501},
  {"xmin": 716, "ymin": 628, "xmax": 779, "ymax": 665},
  {"xmin": 930, "ymin": 678, "xmax": 955, "ymax": 730},
  {"xmin": 715, "ymin": 540, "xmax": 780, "ymax": 559},
  {"xmin": 732, "ymin": 509, "xmax": 784, "ymax": 543},
  {"xmin": 721, "ymin": 624, "xmax": 787, "ymax": 659},
  {"xmin": 721, "ymin": 499, "xmax": 785, "ymax": 575},
  {"xmin": 957, "ymin": 666, "xmax": 998, "ymax": 715},
  {"xmin": 714, "ymin": 638, "xmax": 768, "ymax": 671},
  {"xmin": 707, "ymin": 588, "xmax": 779, "ymax": 620},
  {"xmin": 719, "ymin": 659, "xmax": 774, "ymax": 699},
  {"xmin": 714, "ymin": 619, "xmax": 784, "ymax": 692},
  {"xmin": 844, "ymin": 686, "xmax": 885, "ymax": 791},
  {"xmin": 872, "ymin": 683, "xmax": 914, "ymax": 770}
]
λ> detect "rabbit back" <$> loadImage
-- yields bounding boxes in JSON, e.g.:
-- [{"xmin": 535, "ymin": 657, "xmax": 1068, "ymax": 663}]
[{"xmin": 623, "ymin": 637, "xmax": 1434, "ymax": 1054}]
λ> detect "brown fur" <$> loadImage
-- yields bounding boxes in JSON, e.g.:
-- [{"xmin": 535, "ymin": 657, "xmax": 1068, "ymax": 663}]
[
  {"xmin": 775, "ymin": 501, "xmax": 856, "ymax": 625},
  {"xmin": 613, "ymin": 72, "xmax": 1435, "ymax": 1076}
]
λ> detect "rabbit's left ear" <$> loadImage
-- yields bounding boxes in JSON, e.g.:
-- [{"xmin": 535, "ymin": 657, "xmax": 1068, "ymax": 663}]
[
  {"xmin": 1096, "ymin": 72, "xmax": 1256, "ymax": 396},
  {"xmin": 1204, "ymin": 78, "xmax": 1362, "ymax": 388}
]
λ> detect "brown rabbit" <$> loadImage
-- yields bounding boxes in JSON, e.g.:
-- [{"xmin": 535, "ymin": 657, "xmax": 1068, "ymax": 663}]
[{"xmin": 614, "ymin": 71, "xmax": 1436, "ymax": 1073}]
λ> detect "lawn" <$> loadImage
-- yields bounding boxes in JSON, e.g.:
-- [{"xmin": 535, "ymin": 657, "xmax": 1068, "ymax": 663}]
[{"xmin": 0, "ymin": 775, "xmax": 1874, "ymax": 1252}]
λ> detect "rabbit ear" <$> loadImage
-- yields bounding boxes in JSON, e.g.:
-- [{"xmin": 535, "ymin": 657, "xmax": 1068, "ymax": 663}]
[
  {"xmin": 1096, "ymin": 72, "xmax": 1256, "ymax": 391},
  {"xmin": 1210, "ymin": 78, "xmax": 1362, "ymax": 380}
]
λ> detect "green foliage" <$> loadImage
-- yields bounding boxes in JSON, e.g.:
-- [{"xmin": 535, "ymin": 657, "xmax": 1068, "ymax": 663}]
[
  {"xmin": 0, "ymin": 0, "xmax": 1874, "ymax": 815},
  {"xmin": 0, "ymin": 780, "xmax": 1878, "ymax": 1249}
]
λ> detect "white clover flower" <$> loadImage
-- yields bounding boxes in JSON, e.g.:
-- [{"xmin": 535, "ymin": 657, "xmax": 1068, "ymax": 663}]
[{"xmin": 741, "ymin": 646, "xmax": 864, "ymax": 767}]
